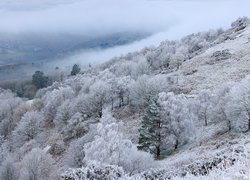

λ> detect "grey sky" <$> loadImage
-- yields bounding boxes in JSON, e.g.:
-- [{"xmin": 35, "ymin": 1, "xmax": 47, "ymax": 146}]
[{"xmin": 1, "ymin": 0, "xmax": 250, "ymax": 36}]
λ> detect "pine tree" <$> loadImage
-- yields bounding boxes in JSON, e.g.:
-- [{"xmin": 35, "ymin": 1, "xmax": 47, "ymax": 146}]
[
  {"xmin": 32, "ymin": 71, "xmax": 49, "ymax": 89},
  {"xmin": 71, "ymin": 64, "xmax": 81, "ymax": 76},
  {"xmin": 137, "ymin": 97, "xmax": 163, "ymax": 159}
]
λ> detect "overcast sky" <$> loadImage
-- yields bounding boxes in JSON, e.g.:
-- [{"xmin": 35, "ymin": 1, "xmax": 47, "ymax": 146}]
[
  {"xmin": 1, "ymin": 0, "xmax": 250, "ymax": 64},
  {"xmin": 1, "ymin": 0, "xmax": 250, "ymax": 36}
]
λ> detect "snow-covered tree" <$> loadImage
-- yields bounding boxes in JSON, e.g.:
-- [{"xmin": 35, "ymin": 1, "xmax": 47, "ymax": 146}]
[
  {"xmin": 64, "ymin": 137, "xmax": 86, "ymax": 168},
  {"xmin": 131, "ymin": 57, "xmax": 150, "ymax": 78},
  {"xmin": 0, "ymin": 90, "xmax": 22, "ymax": 138},
  {"xmin": 158, "ymin": 92, "xmax": 196, "ymax": 151},
  {"xmin": 130, "ymin": 75, "xmax": 168, "ymax": 108},
  {"xmin": 197, "ymin": 90, "xmax": 212, "ymax": 126},
  {"xmin": 114, "ymin": 76, "xmax": 132, "ymax": 108},
  {"xmin": 112, "ymin": 60, "xmax": 135, "ymax": 77},
  {"xmin": 208, "ymin": 85, "xmax": 231, "ymax": 130},
  {"xmin": 77, "ymin": 81, "xmax": 111, "ymax": 118},
  {"xmin": 64, "ymin": 128, "xmax": 97, "ymax": 168},
  {"xmin": 42, "ymin": 86, "xmax": 75, "ymax": 121},
  {"xmin": 54, "ymin": 100, "xmax": 75, "ymax": 130},
  {"xmin": 12, "ymin": 111, "xmax": 44, "ymax": 148},
  {"xmin": 137, "ymin": 97, "xmax": 166, "ymax": 159},
  {"xmin": 62, "ymin": 112, "xmax": 86, "ymax": 140},
  {"xmin": 84, "ymin": 112, "xmax": 154, "ymax": 173},
  {"xmin": 225, "ymin": 77, "xmax": 250, "ymax": 132},
  {"xmin": 0, "ymin": 118, "xmax": 16, "ymax": 139},
  {"xmin": 20, "ymin": 148, "xmax": 59, "ymax": 180},
  {"xmin": 0, "ymin": 157, "xmax": 18, "ymax": 180}
]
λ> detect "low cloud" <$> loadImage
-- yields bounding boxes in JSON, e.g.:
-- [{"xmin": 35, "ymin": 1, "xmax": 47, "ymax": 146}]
[
  {"xmin": 0, "ymin": 0, "xmax": 250, "ymax": 37},
  {"xmin": 0, "ymin": 0, "xmax": 175, "ymax": 35}
]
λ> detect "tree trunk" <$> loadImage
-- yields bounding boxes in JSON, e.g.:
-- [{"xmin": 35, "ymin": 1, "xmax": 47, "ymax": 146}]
[
  {"xmin": 204, "ymin": 115, "xmax": 208, "ymax": 126},
  {"xmin": 156, "ymin": 146, "xmax": 160, "ymax": 158},
  {"xmin": 111, "ymin": 98, "xmax": 114, "ymax": 110},
  {"xmin": 127, "ymin": 96, "xmax": 130, "ymax": 105},
  {"xmin": 174, "ymin": 139, "xmax": 178, "ymax": 150},
  {"xmin": 99, "ymin": 110, "xmax": 102, "ymax": 118},
  {"xmin": 121, "ymin": 96, "xmax": 124, "ymax": 106}
]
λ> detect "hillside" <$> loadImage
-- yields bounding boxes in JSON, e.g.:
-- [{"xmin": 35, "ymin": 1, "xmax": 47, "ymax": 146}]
[
  {"xmin": 0, "ymin": 18, "xmax": 250, "ymax": 179},
  {"xmin": 178, "ymin": 21, "xmax": 250, "ymax": 93}
]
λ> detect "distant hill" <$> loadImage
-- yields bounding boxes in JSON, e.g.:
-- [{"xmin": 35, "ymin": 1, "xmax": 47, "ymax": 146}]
[{"xmin": 0, "ymin": 31, "xmax": 150, "ymax": 65}]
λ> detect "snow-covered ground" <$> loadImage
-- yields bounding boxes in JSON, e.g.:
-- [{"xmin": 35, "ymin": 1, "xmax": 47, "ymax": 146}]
[{"xmin": 177, "ymin": 24, "xmax": 250, "ymax": 93}]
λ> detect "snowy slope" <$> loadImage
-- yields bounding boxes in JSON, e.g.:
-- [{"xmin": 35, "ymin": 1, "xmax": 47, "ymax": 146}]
[
  {"xmin": 59, "ymin": 19, "xmax": 250, "ymax": 180},
  {"xmin": 2, "ymin": 18, "xmax": 250, "ymax": 180},
  {"xmin": 177, "ymin": 24, "xmax": 250, "ymax": 93},
  {"xmin": 118, "ymin": 132, "xmax": 250, "ymax": 179}
]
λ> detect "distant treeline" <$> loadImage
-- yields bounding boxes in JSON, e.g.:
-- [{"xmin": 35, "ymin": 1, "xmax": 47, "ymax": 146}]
[{"xmin": 0, "ymin": 64, "xmax": 81, "ymax": 99}]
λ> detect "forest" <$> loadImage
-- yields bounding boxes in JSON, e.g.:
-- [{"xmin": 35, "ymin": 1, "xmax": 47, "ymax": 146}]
[{"xmin": 0, "ymin": 18, "xmax": 250, "ymax": 179}]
